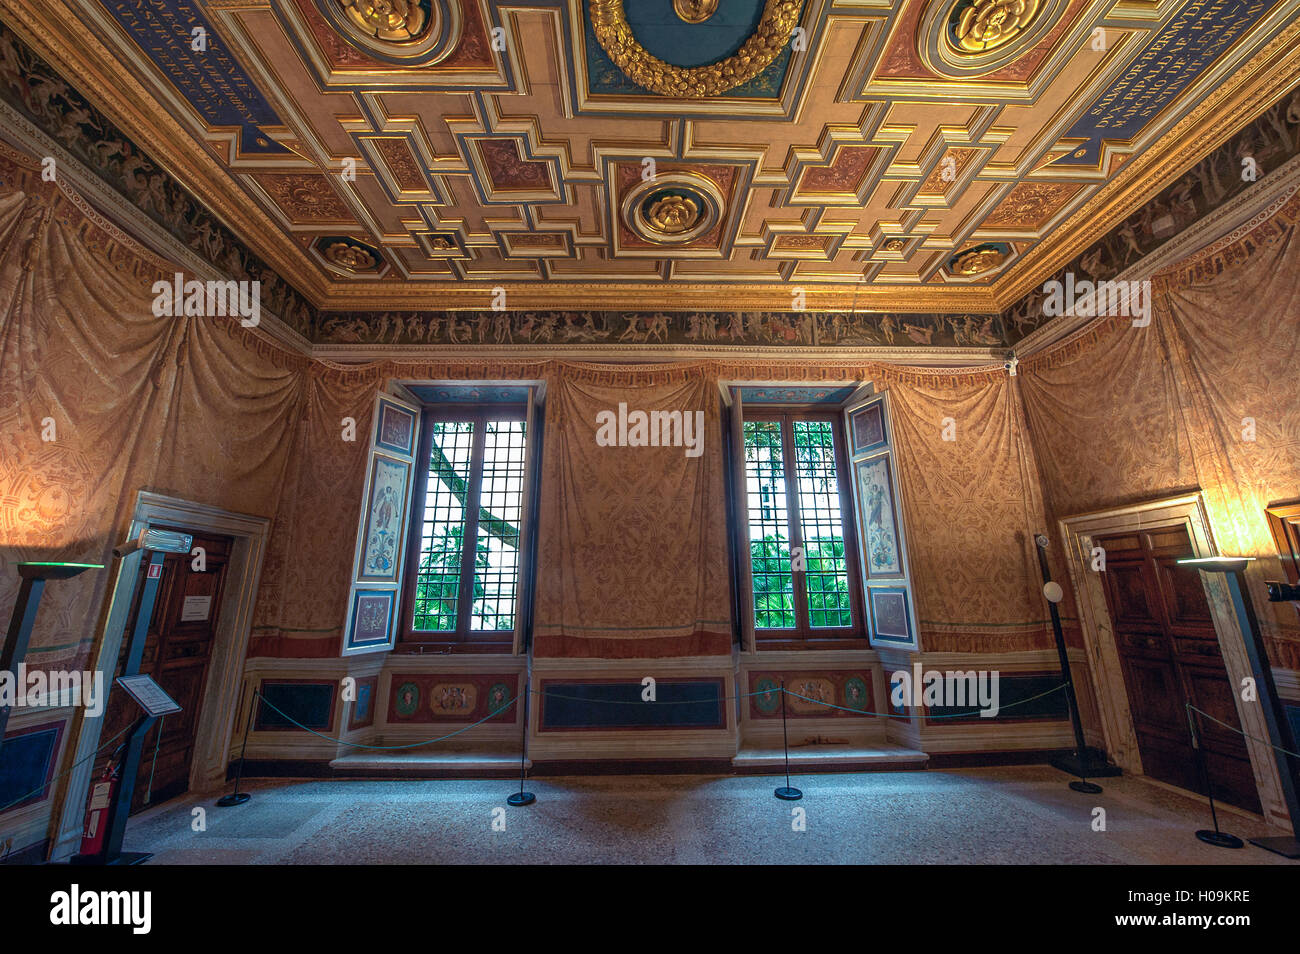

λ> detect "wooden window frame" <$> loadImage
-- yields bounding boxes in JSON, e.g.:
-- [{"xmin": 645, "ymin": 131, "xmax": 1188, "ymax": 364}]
[
  {"xmin": 397, "ymin": 403, "xmax": 528, "ymax": 653},
  {"xmin": 740, "ymin": 408, "xmax": 867, "ymax": 650}
]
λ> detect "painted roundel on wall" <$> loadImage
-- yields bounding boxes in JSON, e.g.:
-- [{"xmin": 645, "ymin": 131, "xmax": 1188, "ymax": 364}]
[
  {"xmin": 753, "ymin": 677, "xmax": 781, "ymax": 715},
  {"xmin": 394, "ymin": 681, "xmax": 421, "ymax": 717},
  {"xmin": 843, "ymin": 676, "xmax": 869, "ymax": 712}
]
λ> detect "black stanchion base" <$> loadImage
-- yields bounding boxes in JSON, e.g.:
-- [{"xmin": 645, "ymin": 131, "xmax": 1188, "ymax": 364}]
[
  {"xmin": 1196, "ymin": 829, "xmax": 1244, "ymax": 849},
  {"xmin": 507, "ymin": 792, "xmax": 536, "ymax": 806},
  {"xmin": 68, "ymin": 851, "xmax": 152, "ymax": 866},
  {"xmin": 1050, "ymin": 750, "xmax": 1122, "ymax": 779},
  {"xmin": 774, "ymin": 787, "xmax": 803, "ymax": 801},
  {"xmin": 1248, "ymin": 835, "xmax": 1300, "ymax": 858},
  {"xmin": 1069, "ymin": 780, "xmax": 1103, "ymax": 794},
  {"xmin": 216, "ymin": 792, "xmax": 251, "ymax": 807}
]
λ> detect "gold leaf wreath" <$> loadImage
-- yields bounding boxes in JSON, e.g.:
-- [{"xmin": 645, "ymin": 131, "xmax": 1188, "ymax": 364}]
[{"xmin": 589, "ymin": 0, "xmax": 803, "ymax": 97}]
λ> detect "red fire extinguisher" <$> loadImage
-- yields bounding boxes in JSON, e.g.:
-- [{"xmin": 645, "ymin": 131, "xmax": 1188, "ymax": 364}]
[{"xmin": 79, "ymin": 761, "xmax": 119, "ymax": 857}]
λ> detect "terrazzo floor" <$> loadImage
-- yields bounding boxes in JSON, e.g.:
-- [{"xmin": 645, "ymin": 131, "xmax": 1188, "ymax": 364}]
[{"xmin": 122, "ymin": 766, "xmax": 1299, "ymax": 864}]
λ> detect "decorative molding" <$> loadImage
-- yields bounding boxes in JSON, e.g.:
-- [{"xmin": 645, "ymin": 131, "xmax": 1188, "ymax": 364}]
[
  {"xmin": 1013, "ymin": 152, "xmax": 1300, "ymax": 356},
  {"xmin": 0, "ymin": 107, "xmax": 312, "ymax": 357},
  {"xmin": 995, "ymin": 18, "xmax": 1300, "ymax": 311}
]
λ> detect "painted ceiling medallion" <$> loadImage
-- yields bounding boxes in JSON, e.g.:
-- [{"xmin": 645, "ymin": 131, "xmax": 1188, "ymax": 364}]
[
  {"xmin": 324, "ymin": 240, "xmax": 378, "ymax": 271},
  {"xmin": 338, "ymin": 0, "xmax": 429, "ymax": 43},
  {"xmin": 623, "ymin": 173, "xmax": 723, "ymax": 245},
  {"xmin": 673, "ymin": 0, "xmax": 720, "ymax": 24},
  {"xmin": 948, "ymin": 0, "xmax": 1040, "ymax": 54},
  {"xmin": 951, "ymin": 244, "xmax": 1006, "ymax": 276},
  {"xmin": 589, "ymin": 0, "xmax": 803, "ymax": 97}
]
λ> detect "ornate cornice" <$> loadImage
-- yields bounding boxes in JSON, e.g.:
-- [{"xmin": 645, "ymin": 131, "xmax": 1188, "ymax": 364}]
[
  {"xmin": 0, "ymin": 0, "xmax": 335, "ymax": 306},
  {"xmin": 311, "ymin": 339, "xmax": 1006, "ymax": 366},
  {"xmin": 316, "ymin": 280, "xmax": 1002, "ymax": 312},
  {"xmin": 994, "ymin": 17, "xmax": 1300, "ymax": 311},
  {"xmin": 1012, "ymin": 154, "xmax": 1300, "ymax": 356},
  {"xmin": 0, "ymin": 129, "xmax": 312, "ymax": 355}
]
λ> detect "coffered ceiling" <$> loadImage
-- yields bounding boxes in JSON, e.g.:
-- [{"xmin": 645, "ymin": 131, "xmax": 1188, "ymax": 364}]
[{"xmin": 4, "ymin": 0, "xmax": 1300, "ymax": 321}]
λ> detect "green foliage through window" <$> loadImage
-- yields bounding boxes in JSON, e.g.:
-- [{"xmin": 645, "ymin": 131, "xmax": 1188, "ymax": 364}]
[{"xmin": 744, "ymin": 416, "xmax": 853, "ymax": 631}]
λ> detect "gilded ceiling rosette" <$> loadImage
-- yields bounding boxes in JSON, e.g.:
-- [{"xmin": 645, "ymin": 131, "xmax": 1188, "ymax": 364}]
[
  {"xmin": 917, "ymin": 0, "xmax": 1064, "ymax": 77},
  {"xmin": 588, "ymin": 0, "xmax": 803, "ymax": 97},
  {"xmin": 949, "ymin": 0, "xmax": 1041, "ymax": 54},
  {"xmin": 673, "ymin": 0, "xmax": 720, "ymax": 23},
  {"xmin": 320, "ymin": 0, "xmax": 462, "ymax": 64},
  {"xmin": 340, "ymin": 0, "xmax": 428, "ymax": 42}
]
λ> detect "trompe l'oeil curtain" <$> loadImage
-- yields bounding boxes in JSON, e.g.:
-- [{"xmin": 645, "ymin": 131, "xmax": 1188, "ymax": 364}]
[
  {"xmin": 0, "ymin": 154, "xmax": 321, "ymax": 670},
  {"xmin": 531, "ymin": 362, "xmax": 733, "ymax": 657},
  {"xmin": 1020, "ymin": 190, "xmax": 1300, "ymax": 668},
  {"xmin": 6, "ymin": 135, "xmax": 1296, "ymax": 670},
  {"xmin": 879, "ymin": 369, "xmax": 1058, "ymax": 653}
]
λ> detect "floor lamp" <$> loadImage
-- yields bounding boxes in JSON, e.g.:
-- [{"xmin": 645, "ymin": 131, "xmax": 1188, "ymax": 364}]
[
  {"xmin": 1178, "ymin": 557, "xmax": 1300, "ymax": 858},
  {"xmin": 1, "ymin": 562, "xmax": 104, "ymax": 745},
  {"xmin": 1035, "ymin": 535, "xmax": 1120, "ymax": 791}
]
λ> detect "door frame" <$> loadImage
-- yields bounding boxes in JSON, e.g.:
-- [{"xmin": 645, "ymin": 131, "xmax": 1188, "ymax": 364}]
[
  {"xmin": 1060, "ymin": 492, "xmax": 1291, "ymax": 830},
  {"xmin": 52, "ymin": 491, "xmax": 269, "ymax": 859}
]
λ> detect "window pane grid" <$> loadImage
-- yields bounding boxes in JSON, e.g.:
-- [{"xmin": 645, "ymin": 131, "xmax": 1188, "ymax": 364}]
[
  {"xmin": 412, "ymin": 421, "xmax": 475, "ymax": 630},
  {"xmin": 793, "ymin": 420, "xmax": 851, "ymax": 628},
  {"xmin": 470, "ymin": 420, "xmax": 527, "ymax": 632},
  {"xmin": 743, "ymin": 420, "xmax": 795, "ymax": 629}
]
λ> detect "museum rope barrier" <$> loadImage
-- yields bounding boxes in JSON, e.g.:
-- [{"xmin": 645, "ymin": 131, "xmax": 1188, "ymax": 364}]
[
  {"xmin": 1182, "ymin": 701, "xmax": 1300, "ymax": 854},
  {"xmin": 1185, "ymin": 703, "xmax": 1300, "ymax": 759},
  {"xmin": 0, "ymin": 719, "xmax": 136, "ymax": 818},
  {"xmin": 20, "ymin": 684, "xmax": 1297, "ymax": 856},
  {"xmin": 782, "ymin": 682, "xmax": 1070, "ymax": 719},
  {"xmin": 251, "ymin": 690, "xmax": 521, "ymax": 750},
  {"xmin": 222, "ymin": 682, "xmax": 1076, "ymax": 807}
]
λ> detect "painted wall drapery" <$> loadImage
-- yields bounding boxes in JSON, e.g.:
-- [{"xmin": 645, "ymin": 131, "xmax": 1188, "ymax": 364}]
[
  {"xmin": 1020, "ymin": 191, "xmax": 1300, "ymax": 669},
  {"xmin": 531, "ymin": 362, "xmax": 732, "ymax": 657},
  {"xmin": 5, "ymin": 143, "xmax": 1298, "ymax": 678}
]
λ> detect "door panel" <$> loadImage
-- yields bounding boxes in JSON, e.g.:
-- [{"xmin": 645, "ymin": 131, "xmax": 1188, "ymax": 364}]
[
  {"xmin": 1096, "ymin": 526, "xmax": 1259, "ymax": 813},
  {"xmin": 1107, "ymin": 563, "xmax": 1160, "ymax": 627}
]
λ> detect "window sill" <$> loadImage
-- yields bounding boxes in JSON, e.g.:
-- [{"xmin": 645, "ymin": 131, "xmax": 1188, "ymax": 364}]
[
  {"xmin": 752, "ymin": 636, "xmax": 872, "ymax": 652},
  {"xmin": 394, "ymin": 641, "xmax": 515, "ymax": 655}
]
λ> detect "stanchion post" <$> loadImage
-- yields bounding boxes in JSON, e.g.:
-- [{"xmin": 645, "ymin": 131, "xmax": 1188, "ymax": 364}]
[
  {"xmin": 508, "ymin": 683, "xmax": 535, "ymax": 807},
  {"xmin": 774, "ymin": 680, "xmax": 802, "ymax": 801},
  {"xmin": 1187, "ymin": 704, "xmax": 1243, "ymax": 849},
  {"xmin": 217, "ymin": 689, "xmax": 258, "ymax": 807},
  {"xmin": 1036, "ymin": 535, "xmax": 1119, "ymax": 789}
]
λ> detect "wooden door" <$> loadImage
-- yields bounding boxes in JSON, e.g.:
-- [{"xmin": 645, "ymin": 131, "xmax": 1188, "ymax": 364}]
[
  {"xmin": 101, "ymin": 529, "xmax": 232, "ymax": 812},
  {"xmin": 1096, "ymin": 526, "xmax": 1259, "ymax": 812}
]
